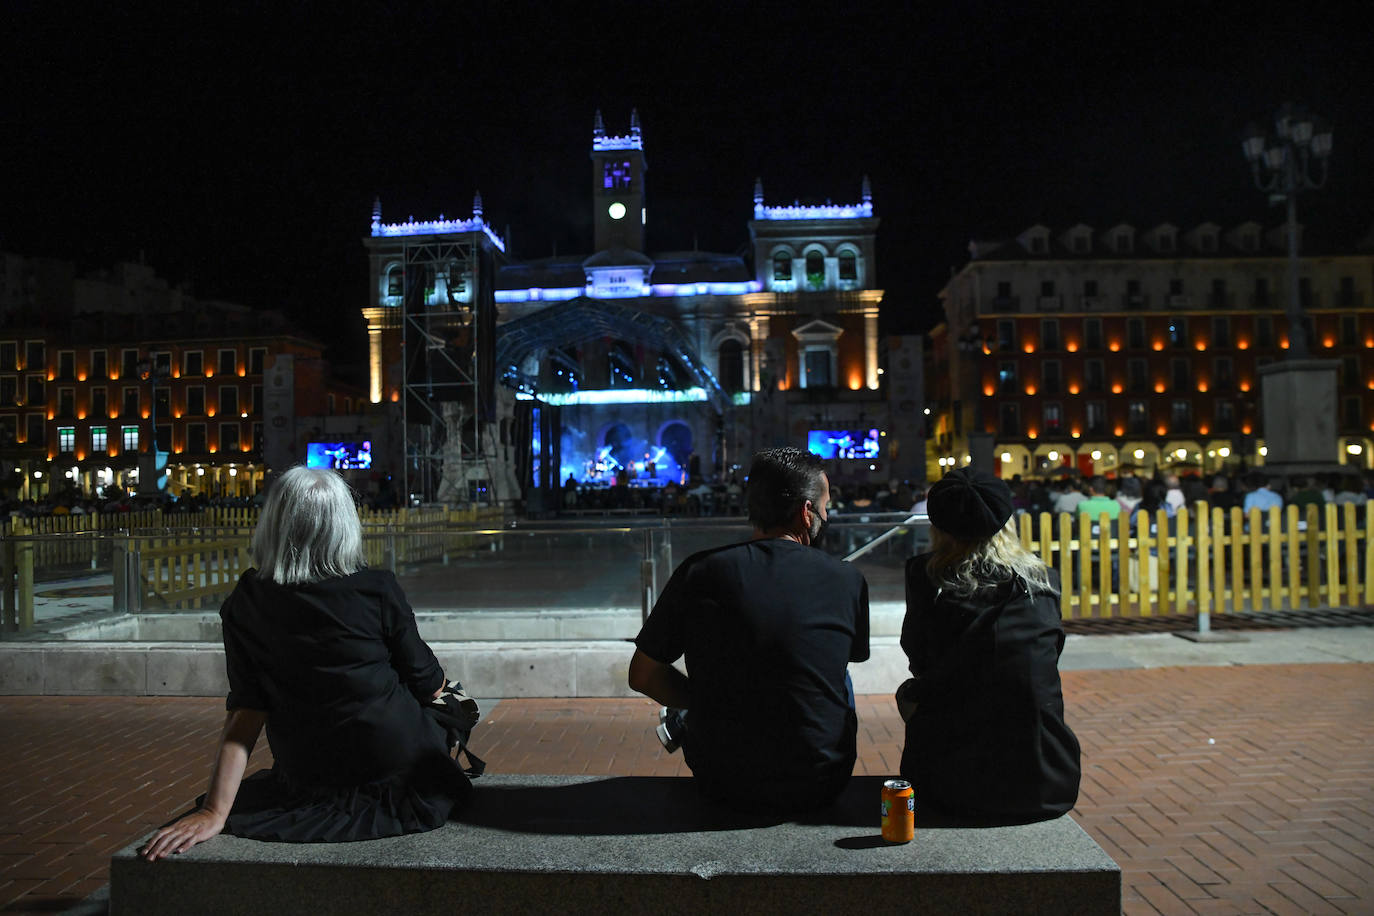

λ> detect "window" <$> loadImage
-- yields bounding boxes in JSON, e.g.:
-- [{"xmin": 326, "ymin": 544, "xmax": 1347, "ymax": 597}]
[
  {"xmin": 1117, "ymin": 232, "xmax": 1132, "ymax": 252},
  {"xmin": 1215, "ymin": 400, "xmax": 1234, "ymax": 433},
  {"xmin": 1043, "ymin": 402, "xmax": 1063, "ymax": 433},
  {"xmin": 996, "ymin": 319, "xmax": 1015, "ymax": 351},
  {"xmin": 1340, "ymin": 316, "xmax": 1357, "ymax": 346},
  {"xmin": 218, "ymin": 349, "xmax": 237, "ymax": 376},
  {"xmin": 26, "ymin": 376, "xmax": 45, "ymax": 407},
  {"xmin": 58, "ymin": 426, "xmax": 75, "ymax": 452},
  {"xmin": 155, "ymin": 388, "xmax": 170, "ymax": 419},
  {"xmin": 251, "ymin": 385, "xmax": 263, "ymax": 415},
  {"xmin": 1040, "ymin": 280, "xmax": 1056, "ymax": 297},
  {"xmin": 57, "ymin": 387, "xmax": 74, "ymax": 418},
  {"xmin": 603, "ymin": 159, "xmax": 632, "ymax": 189},
  {"xmin": 156, "ymin": 423, "xmax": 171, "ymax": 452},
  {"xmin": 1171, "ymin": 400, "xmax": 1192, "ymax": 431},
  {"xmin": 1085, "ymin": 401, "xmax": 1106, "ymax": 434},
  {"xmin": 1256, "ymin": 316, "xmax": 1273, "ymax": 348},
  {"xmin": 1126, "ymin": 279, "xmax": 1144, "ymax": 308},
  {"xmin": 1042, "ymin": 360, "xmax": 1061, "ymax": 395},
  {"xmin": 220, "ymin": 423, "xmax": 240, "ymax": 453},
  {"xmin": 0, "ymin": 376, "xmax": 14, "ymax": 406},
  {"xmin": 1084, "ymin": 318, "xmax": 1102, "ymax": 351},
  {"xmin": 1343, "ymin": 357, "xmax": 1359, "ymax": 389},
  {"xmin": 1127, "ymin": 318, "xmax": 1145, "ymax": 350},
  {"xmin": 1072, "ymin": 235, "xmax": 1088, "ymax": 253},
  {"xmin": 804, "ymin": 251, "xmax": 824, "ymax": 288},
  {"xmin": 838, "ymin": 251, "xmax": 857, "ymax": 282},
  {"xmin": 121, "ymin": 349, "xmax": 139, "ymax": 379},
  {"xmin": 122, "ymin": 426, "xmax": 139, "ymax": 450},
  {"xmin": 718, "ymin": 340, "xmax": 745, "ymax": 393},
  {"xmin": 0, "ymin": 342, "xmax": 15, "ymax": 371},
  {"xmin": 1254, "ymin": 277, "xmax": 1270, "ymax": 307},
  {"xmin": 998, "ymin": 361, "xmax": 1017, "ymax": 393},
  {"xmin": 0, "ymin": 416, "xmax": 15, "ymax": 446},
  {"xmin": 1040, "ymin": 319, "xmax": 1060, "ymax": 351},
  {"xmin": 1085, "ymin": 359, "xmax": 1104, "ymax": 393},
  {"xmin": 26, "ymin": 414, "xmax": 44, "ymax": 445},
  {"xmin": 1171, "ymin": 359, "xmax": 1190, "ymax": 391},
  {"xmin": 26, "ymin": 341, "xmax": 45, "ymax": 372},
  {"xmin": 249, "ymin": 348, "xmax": 267, "ymax": 374},
  {"xmin": 91, "ymin": 387, "xmax": 106, "ymax": 418},
  {"xmin": 252, "ymin": 422, "xmax": 263, "ymax": 451},
  {"xmin": 188, "ymin": 423, "xmax": 207, "ymax": 454},
  {"xmin": 1168, "ymin": 318, "xmax": 1187, "ymax": 349},
  {"xmin": 122, "ymin": 387, "xmax": 139, "ymax": 417},
  {"xmin": 1213, "ymin": 357, "xmax": 1233, "ymax": 390},
  {"xmin": 57, "ymin": 350, "xmax": 75, "ymax": 380},
  {"xmin": 1210, "ymin": 279, "xmax": 1228, "ymax": 308},
  {"xmin": 996, "ymin": 281, "xmax": 1013, "ymax": 304},
  {"xmin": 1029, "ymin": 236, "xmax": 1047, "ymax": 253},
  {"xmin": 91, "ymin": 349, "xmax": 106, "ymax": 380},
  {"xmin": 187, "ymin": 386, "xmax": 205, "ymax": 415},
  {"xmin": 1083, "ymin": 279, "xmax": 1098, "ymax": 298},
  {"xmin": 184, "ymin": 351, "xmax": 204, "ymax": 377},
  {"xmin": 803, "ymin": 348, "xmax": 832, "ymax": 387},
  {"xmin": 1169, "ymin": 278, "xmax": 1184, "ymax": 296},
  {"xmin": 1299, "ymin": 277, "xmax": 1312, "ymax": 308},
  {"xmin": 772, "ymin": 252, "xmax": 792, "ymax": 282},
  {"xmin": 1128, "ymin": 401, "xmax": 1148, "ymax": 434},
  {"xmin": 999, "ymin": 403, "xmax": 1020, "ymax": 436},
  {"xmin": 1212, "ymin": 317, "xmax": 1231, "ymax": 348},
  {"xmin": 91, "ymin": 426, "xmax": 108, "ymax": 452},
  {"xmin": 1345, "ymin": 397, "xmax": 1362, "ymax": 430},
  {"xmin": 1128, "ymin": 359, "xmax": 1147, "ymax": 393},
  {"xmin": 327, "ymin": 393, "xmax": 337, "ymax": 414},
  {"xmin": 1339, "ymin": 276, "xmax": 1356, "ymax": 307},
  {"xmin": 386, "ymin": 268, "xmax": 403, "ymax": 297},
  {"xmin": 220, "ymin": 387, "xmax": 239, "ymax": 417},
  {"xmin": 152, "ymin": 351, "xmax": 172, "ymax": 376}
]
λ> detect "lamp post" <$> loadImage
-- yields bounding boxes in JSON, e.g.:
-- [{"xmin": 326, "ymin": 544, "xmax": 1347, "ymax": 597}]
[{"xmin": 1242, "ymin": 103, "xmax": 1333, "ymax": 360}]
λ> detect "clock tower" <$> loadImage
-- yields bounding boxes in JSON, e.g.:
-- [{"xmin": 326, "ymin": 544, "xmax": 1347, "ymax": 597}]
[{"xmin": 591, "ymin": 109, "xmax": 646, "ymax": 253}]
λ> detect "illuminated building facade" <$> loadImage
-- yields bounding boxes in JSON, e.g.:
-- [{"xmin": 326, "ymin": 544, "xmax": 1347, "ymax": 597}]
[
  {"xmin": 932, "ymin": 222, "xmax": 1374, "ymax": 478},
  {"xmin": 363, "ymin": 112, "xmax": 925, "ymax": 501},
  {"xmin": 0, "ymin": 254, "xmax": 367, "ymax": 500}
]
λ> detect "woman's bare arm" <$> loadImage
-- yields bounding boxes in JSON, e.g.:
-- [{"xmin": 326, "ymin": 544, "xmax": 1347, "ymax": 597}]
[{"xmin": 140, "ymin": 707, "xmax": 267, "ymax": 861}]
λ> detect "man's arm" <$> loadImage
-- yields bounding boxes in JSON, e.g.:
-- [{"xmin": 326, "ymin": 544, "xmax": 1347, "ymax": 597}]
[{"xmin": 627, "ymin": 648, "xmax": 692, "ymax": 709}]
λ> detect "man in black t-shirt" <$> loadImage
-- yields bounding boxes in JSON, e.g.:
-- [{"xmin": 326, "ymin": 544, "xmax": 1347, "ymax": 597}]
[{"xmin": 628, "ymin": 447, "xmax": 870, "ymax": 813}]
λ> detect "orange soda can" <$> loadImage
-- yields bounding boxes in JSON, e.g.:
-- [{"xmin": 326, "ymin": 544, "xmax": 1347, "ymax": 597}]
[{"xmin": 881, "ymin": 778, "xmax": 915, "ymax": 843}]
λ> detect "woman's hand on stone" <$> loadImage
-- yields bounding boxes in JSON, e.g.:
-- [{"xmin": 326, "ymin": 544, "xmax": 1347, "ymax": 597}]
[{"xmin": 139, "ymin": 808, "xmax": 226, "ymax": 861}]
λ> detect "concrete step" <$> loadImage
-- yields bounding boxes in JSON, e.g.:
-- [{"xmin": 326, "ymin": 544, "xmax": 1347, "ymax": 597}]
[{"xmin": 110, "ymin": 774, "xmax": 1121, "ymax": 916}]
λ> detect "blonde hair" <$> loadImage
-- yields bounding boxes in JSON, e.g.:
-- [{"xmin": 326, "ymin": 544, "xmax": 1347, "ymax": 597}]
[
  {"xmin": 926, "ymin": 517, "xmax": 1053, "ymax": 597},
  {"xmin": 250, "ymin": 467, "xmax": 366, "ymax": 585}
]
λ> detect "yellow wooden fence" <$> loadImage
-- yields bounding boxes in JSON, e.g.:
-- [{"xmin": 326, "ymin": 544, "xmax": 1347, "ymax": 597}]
[{"xmin": 1017, "ymin": 500, "xmax": 1373, "ymax": 619}]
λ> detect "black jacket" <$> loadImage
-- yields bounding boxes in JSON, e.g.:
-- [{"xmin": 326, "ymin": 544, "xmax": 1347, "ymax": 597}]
[{"xmin": 899, "ymin": 554, "xmax": 1080, "ymax": 822}]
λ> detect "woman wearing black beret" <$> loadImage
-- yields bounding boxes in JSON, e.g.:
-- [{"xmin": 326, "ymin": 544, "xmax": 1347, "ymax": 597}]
[{"xmin": 897, "ymin": 468, "xmax": 1081, "ymax": 822}]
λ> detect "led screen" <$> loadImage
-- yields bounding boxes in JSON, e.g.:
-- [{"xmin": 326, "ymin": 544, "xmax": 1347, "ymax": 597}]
[
  {"xmin": 807, "ymin": 429, "xmax": 881, "ymax": 460},
  {"xmin": 306, "ymin": 440, "xmax": 373, "ymax": 470}
]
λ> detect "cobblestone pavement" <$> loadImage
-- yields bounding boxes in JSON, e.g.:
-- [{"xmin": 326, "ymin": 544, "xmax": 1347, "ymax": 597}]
[{"xmin": 1, "ymin": 663, "xmax": 1371, "ymax": 915}]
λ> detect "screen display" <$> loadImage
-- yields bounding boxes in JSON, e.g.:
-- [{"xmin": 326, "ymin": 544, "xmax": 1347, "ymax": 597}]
[
  {"xmin": 305, "ymin": 440, "xmax": 373, "ymax": 470},
  {"xmin": 807, "ymin": 429, "xmax": 881, "ymax": 460}
]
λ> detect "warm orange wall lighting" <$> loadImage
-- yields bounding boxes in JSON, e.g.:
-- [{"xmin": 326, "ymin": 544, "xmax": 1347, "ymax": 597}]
[
  {"xmin": 1195, "ymin": 341, "xmax": 1207, "ymax": 351},
  {"xmin": 1197, "ymin": 382, "xmax": 1208, "ymax": 393},
  {"xmin": 1068, "ymin": 384, "xmax": 1080, "ymax": 395},
  {"xmin": 1236, "ymin": 339, "xmax": 1249, "ymax": 350},
  {"xmin": 1024, "ymin": 384, "xmax": 1037, "ymax": 395},
  {"xmin": 1154, "ymin": 381, "xmax": 1166, "ymax": 393},
  {"xmin": 1023, "ymin": 343, "xmax": 1036, "ymax": 354},
  {"xmin": 1241, "ymin": 424, "xmax": 1252, "ymax": 435},
  {"xmin": 1198, "ymin": 425, "xmax": 1209, "ymax": 435},
  {"xmin": 1070, "ymin": 429, "xmax": 1081, "ymax": 438},
  {"xmin": 1152, "ymin": 341, "xmax": 1164, "ymax": 351},
  {"xmin": 1113, "ymin": 426, "xmax": 1125, "ymax": 436},
  {"xmin": 1065, "ymin": 341, "xmax": 1078, "ymax": 353},
  {"xmin": 1239, "ymin": 381, "xmax": 1251, "ymax": 392},
  {"xmin": 1108, "ymin": 341, "xmax": 1121, "ymax": 352},
  {"xmin": 1322, "ymin": 337, "xmax": 1335, "ymax": 348},
  {"xmin": 77, "ymin": 373, "xmax": 86, "ymax": 382},
  {"xmin": 390, "ymin": 391, "xmax": 400, "ymax": 402},
  {"xmin": 1156, "ymin": 425, "xmax": 1168, "ymax": 436},
  {"xmin": 1027, "ymin": 429, "xmax": 1038, "ymax": 439},
  {"xmin": 1111, "ymin": 383, "xmax": 1123, "ymax": 394},
  {"xmin": 983, "ymin": 384, "xmax": 995, "ymax": 396},
  {"xmin": 1279, "ymin": 338, "xmax": 1289, "ymax": 349}
]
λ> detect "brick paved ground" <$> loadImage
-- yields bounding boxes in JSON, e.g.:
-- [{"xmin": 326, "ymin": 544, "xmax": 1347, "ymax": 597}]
[{"xmin": 1, "ymin": 663, "xmax": 1371, "ymax": 915}]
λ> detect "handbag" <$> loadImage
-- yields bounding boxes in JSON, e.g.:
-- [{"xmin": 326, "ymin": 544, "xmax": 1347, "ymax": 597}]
[{"xmin": 427, "ymin": 679, "xmax": 487, "ymax": 777}]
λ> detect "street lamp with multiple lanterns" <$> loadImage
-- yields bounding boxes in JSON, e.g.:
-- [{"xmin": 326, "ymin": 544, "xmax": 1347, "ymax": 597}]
[{"xmin": 1242, "ymin": 103, "xmax": 1333, "ymax": 360}]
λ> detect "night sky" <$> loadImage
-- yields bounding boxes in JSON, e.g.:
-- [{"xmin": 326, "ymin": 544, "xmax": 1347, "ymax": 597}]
[{"xmin": 4, "ymin": 3, "xmax": 1370, "ymax": 375}]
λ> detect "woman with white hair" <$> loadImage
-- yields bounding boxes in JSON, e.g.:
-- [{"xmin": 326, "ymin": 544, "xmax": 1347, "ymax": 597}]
[
  {"xmin": 141, "ymin": 467, "xmax": 471, "ymax": 860},
  {"xmin": 897, "ymin": 468, "xmax": 1080, "ymax": 823}
]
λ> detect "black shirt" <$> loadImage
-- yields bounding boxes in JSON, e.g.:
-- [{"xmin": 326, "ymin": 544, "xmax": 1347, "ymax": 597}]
[{"xmin": 635, "ymin": 538, "xmax": 870, "ymax": 806}]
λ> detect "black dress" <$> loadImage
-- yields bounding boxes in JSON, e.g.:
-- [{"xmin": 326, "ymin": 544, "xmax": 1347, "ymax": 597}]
[
  {"xmin": 214, "ymin": 568, "xmax": 471, "ymax": 842},
  {"xmin": 899, "ymin": 555, "xmax": 1080, "ymax": 822}
]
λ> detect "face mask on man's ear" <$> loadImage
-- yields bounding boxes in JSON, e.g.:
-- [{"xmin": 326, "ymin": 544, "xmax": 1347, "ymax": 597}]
[{"xmin": 809, "ymin": 507, "xmax": 830, "ymax": 550}]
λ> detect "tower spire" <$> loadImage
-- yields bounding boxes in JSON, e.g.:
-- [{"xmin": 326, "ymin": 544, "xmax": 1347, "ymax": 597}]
[
  {"xmin": 593, "ymin": 109, "xmax": 605, "ymax": 140},
  {"xmin": 753, "ymin": 177, "xmax": 764, "ymax": 218},
  {"xmin": 630, "ymin": 108, "xmax": 641, "ymax": 140},
  {"xmin": 371, "ymin": 196, "xmax": 382, "ymax": 227},
  {"xmin": 472, "ymin": 190, "xmax": 484, "ymax": 220},
  {"xmin": 861, "ymin": 174, "xmax": 872, "ymax": 205}
]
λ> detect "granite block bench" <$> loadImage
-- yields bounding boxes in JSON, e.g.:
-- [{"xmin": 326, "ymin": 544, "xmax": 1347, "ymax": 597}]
[{"xmin": 110, "ymin": 774, "xmax": 1120, "ymax": 915}]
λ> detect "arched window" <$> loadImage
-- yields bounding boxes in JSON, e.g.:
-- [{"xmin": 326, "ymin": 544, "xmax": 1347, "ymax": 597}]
[
  {"xmin": 717, "ymin": 340, "xmax": 745, "ymax": 393},
  {"xmin": 385, "ymin": 266, "xmax": 403, "ymax": 298},
  {"xmin": 838, "ymin": 250, "xmax": 857, "ymax": 282},
  {"xmin": 772, "ymin": 252, "xmax": 792, "ymax": 282},
  {"xmin": 805, "ymin": 251, "xmax": 825, "ymax": 288}
]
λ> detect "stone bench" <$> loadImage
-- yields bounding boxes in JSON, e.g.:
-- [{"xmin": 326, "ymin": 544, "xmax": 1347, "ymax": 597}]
[{"xmin": 110, "ymin": 774, "xmax": 1120, "ymax": 915}]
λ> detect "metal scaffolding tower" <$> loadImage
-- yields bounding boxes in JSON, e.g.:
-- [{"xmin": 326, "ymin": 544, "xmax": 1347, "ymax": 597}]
[{"xmin": 398, "ymin": 232, "xmax": 495, "ymax": 504}]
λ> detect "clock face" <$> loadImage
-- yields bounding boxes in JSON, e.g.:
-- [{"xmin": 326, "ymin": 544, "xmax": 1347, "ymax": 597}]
[{"xmin": 608, "ymin": 202, "xmax": 626, "ymax": 220}]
